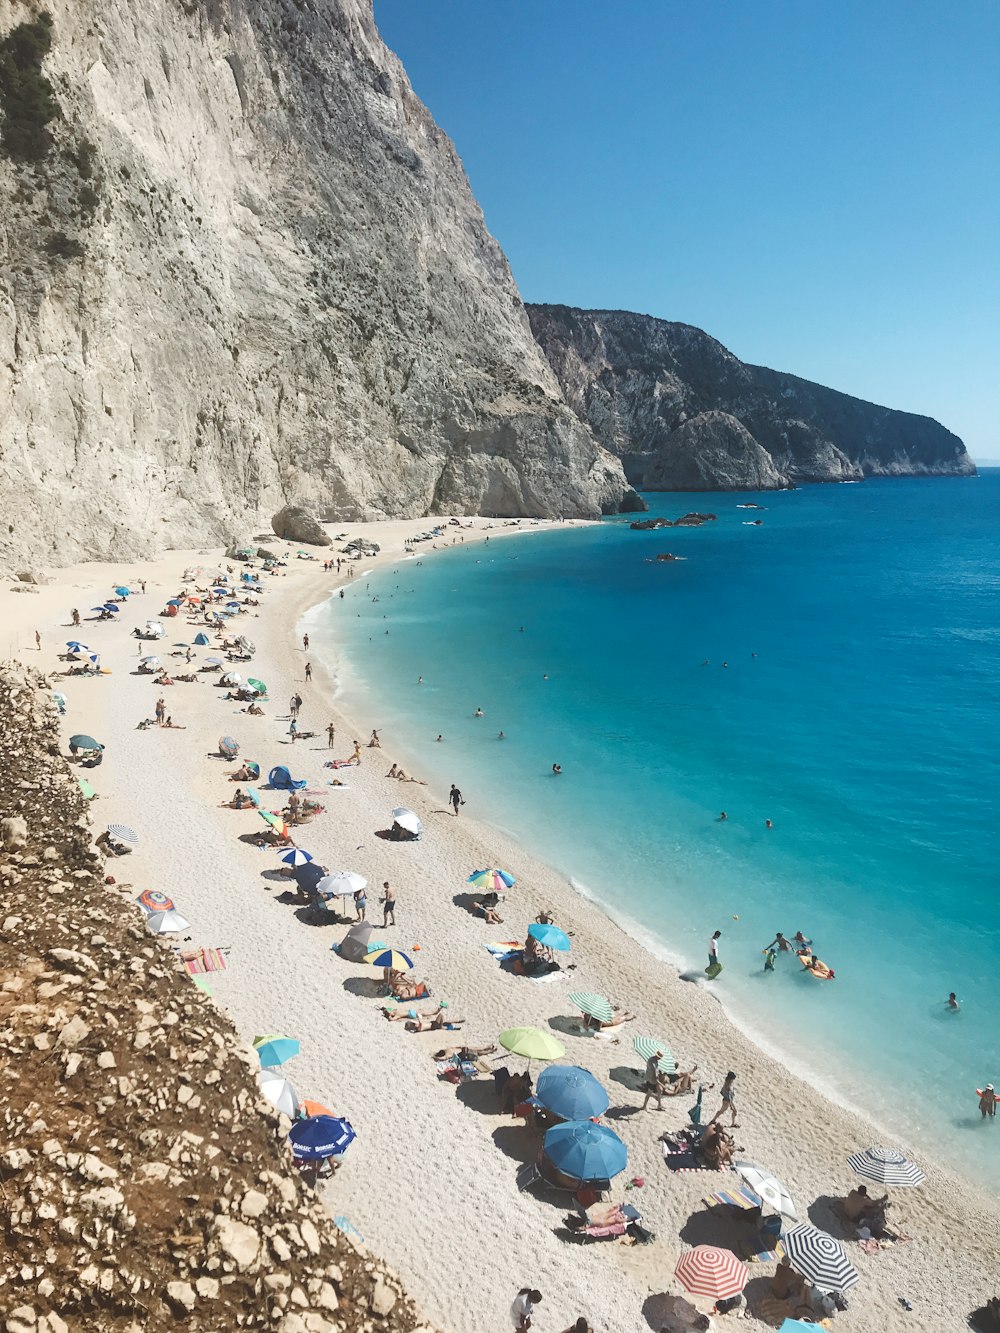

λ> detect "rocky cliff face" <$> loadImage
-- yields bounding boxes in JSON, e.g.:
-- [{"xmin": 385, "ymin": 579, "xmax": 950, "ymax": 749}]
[
  {"xmin": 526, "ymin": 305, "xmax": 975, "ymax": 491},
  {"xmin": 0, "ymin": 2, "xmax": 633, "ymax": 568}
]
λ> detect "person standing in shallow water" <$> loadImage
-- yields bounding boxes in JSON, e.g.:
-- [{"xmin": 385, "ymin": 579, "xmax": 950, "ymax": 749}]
[{"xmin": 708, "ymin": 930, "xmax": 721, "ymax": 969}]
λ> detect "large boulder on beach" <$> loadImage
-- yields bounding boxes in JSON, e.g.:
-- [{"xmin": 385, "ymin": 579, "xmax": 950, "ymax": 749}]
[{"xmin": 270, "ymin": 507, "xmax": 332, "ymax": 547}]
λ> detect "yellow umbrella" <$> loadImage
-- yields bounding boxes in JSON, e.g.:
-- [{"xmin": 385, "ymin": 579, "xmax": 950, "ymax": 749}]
[
  {"xmin": 498, "ymin": 1027, "xmax": 565, "ymax": 1062},
  {"xmin": 363, "ymin": 949, "xmax": 413, "ymax": 971}
]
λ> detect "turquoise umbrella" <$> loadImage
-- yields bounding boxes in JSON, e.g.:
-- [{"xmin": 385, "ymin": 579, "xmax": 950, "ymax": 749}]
[
  {"xmin": 253, "ymin": 1035, "xmax": 300, "ymax": 1068},
  {"xmin": 542, "ymin": 1121, "xmax": 627, "ymax": 1183},
  {"xmin": 528, "ymin": 922, "xmax": 571, "ymax": 952}
]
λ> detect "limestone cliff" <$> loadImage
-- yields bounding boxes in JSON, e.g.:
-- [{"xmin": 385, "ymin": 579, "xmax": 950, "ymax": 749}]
[
  {"xmin": 526, "ymin": 305, "xmax": 975, "ymax": 491},
  {"xmin": 0, "ymin": 2, "xmax": 633, "ymax": 568}
]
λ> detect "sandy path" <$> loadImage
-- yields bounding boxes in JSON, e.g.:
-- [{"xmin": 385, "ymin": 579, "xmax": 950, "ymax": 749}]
[{"xmin": 5, "ymin": 518, "xmax": 998, "ymax": 1333}]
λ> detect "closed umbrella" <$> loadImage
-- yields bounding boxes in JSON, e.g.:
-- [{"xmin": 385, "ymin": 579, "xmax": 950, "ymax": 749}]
[
  {"xmin": 136, "ymin": 889, "xmax": 174, "ymax": 913},
  {"xmin": 498, "ymin": 1027, "xmax": 565, "ymax": 1063},
  {"xmin": 569, "ymin": 992, "xmax": 613, "ymax": 1024},
  {"xmin": 467, "ymin": 868, "xmax": 516, "ymax": 892},
  {"xmin": 107, "ymin": 823, "xmax": 139, "ymax": 844},
  {"xmin": 733, "ymin": 1161, "xmax": 797, "ymax": 1218},
  {"xmin": 632, "ymin": 1036, "xmax": 677, "ymax": 1073},
  {"xmin": 528, "ymin": 922, "xmax": 571, "ymax": 952},
  {"xmin": 317, "ymin": 871, "xmax": 367, "ymax": 897},
  {"xmin": 847, "ymin": 1146, "xmax": 925, "ymax": 1188},
  {"xmin": 542, "ymin": 1121, "xmax": 627, "ymax": 1183},
  {"xmin": 288, "ymin": 1115, "xmax": 356, "ymax": 1161},
  {"xmin": 260, "ymin": 1074, "xmax": 300, "ymax": 1118},
  {"xmin": 145, "ymin": 909, "xmax": 190, "ymax": 935},
  {"xmin": 535, "ymin": 1066, "xmax": 609, "ymax": 1121},
  {"xmin": 391, "ymin": 807, "xmax": 422, "ymax": 835},
  {"xmin": 253, "ymin": 1035, "xmax": 300, "ymax": 1068},
  {"xmin": 364, "ymin": 948, "xmax": 413, "ymax": 971},
  {"xmin": 781, "ymin": 1224, "xmax": 859, "ymax": 1292},
  {"xmin": 279, "ymin": 848, "xmax": 313, "ymax": 867},
  {"xmin": 675, "ymin": 1246, "xmax": 749, "ymax": 1301}
]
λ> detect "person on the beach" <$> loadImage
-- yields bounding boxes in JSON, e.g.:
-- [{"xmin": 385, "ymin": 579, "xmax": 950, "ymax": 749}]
[
  {"xmin": 381, "ymin": 881, "xmax": 396, "ymax": 926},
  {"xmin": 35, "ymin": 630, "xmax": 41, "ymax": 650},
  {"xmin": 71, "ymin": 609, "xmax": 80, "ymax": 625},
  {"xmin": 947, "ymin": 992, "xmax": 960, "ymax": 1011},
  {"xmin": 449, "ymin": 784, "xmax": 463, "ymax": 816},
  {"xmin": 163, "ymin": 717, "xmax": 185, "ymax": 728},
  {"xmin": 304, "ymin": 661, "xmax": 312, "ymax": 682},
  {"xmin": 433, "ymin": 1043, "xmax": 496, "ymax": 1061},
  {"xmin": 155, "ymin": 697, "xmax": 166, "ymax": 725},
  {"xmin": 978, "ymin": 1084, "xmax": 997, "ymax": 1118},
  {"xmin": 386, "ymin": 763, "xmax": 399, "ymax": 778},
  {"xmin": 368, "ymin": 729, "xmax": 381, "ymax": 747},
  {"xmin": 642, "ymin": 1052, "xmax": 667, "ymax": 1110},
  {"xmin": 288, "ymin": 718, "xmax": 298, "ymax": 742},
  {"xmin": 302, "ymin": 633, "xmax": 309, "ymax": 650},
  {"xmin": 289, "ymin": 694, "xmax": 299, "ymax": 718},
  {"xmin": 353, "ymin": 887, "xmax": 367, "ymax": 921},
  {"xmin": 475, "ymin": 899, "xmax": 504, "ymax": 924},
  {"xmin": 327, "ymin": 722, "xmax": 336, "ymax": 747},
  {"xmin": 535, "ymin": 910, "xmax": 555, "ymax": 925},
  {"xmin": 708, "ymin": 930, "xmax": 721, "ymax": 969},
  {"xmin": 405, "ymin": 1005, "xmax": 464, "ymax": 1032},
  {"xmin": 350, "ymin": 740, "xmax": 362, "ymax": 764},
  {"xmin": 793, "ymin": 930, "xmax": 812, "ymax": 951},
  {"xmin": 510, "ymin": 1288, "xmax": 542, "ymax": 1331},
  {"xmin": 560, "ymin": 1321, "xmax": 592, "ymax": 1333},
  {"xmin": 710, "ymin": 1070, "xmax": 738, "ymax": 1127}
]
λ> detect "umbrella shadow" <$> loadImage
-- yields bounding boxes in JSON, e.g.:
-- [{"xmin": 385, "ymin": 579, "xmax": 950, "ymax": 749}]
[
  {"xmin": 455, "ymin": 1080, "xmax": 502, "ymax": 1116},
  {"xmin": 807, "ymin": 1194, "xmax": 848, "ymax": 1236},
  {"xmin": 744, "ymin": 1275, "xmax": 782, "ymax": 1317},
  {"xmin": 292, "ymin": 906, "xmax": 331, "ymax": 927},
  {"xmin": 547, "ymin": 1014, "xmax": 589, "ymax": 1039},
  {"xmin": 679, "ymin": 1205, "xmax": 747, "ymax": 1250},
  {"xmin": 260, "ymin": 869, "xmax": 291, "ymax": 883},
  {"xmin": 609, "ymin": 1065, "xmax": 645, "ymax": 1093},
  {"xmin": 342, "ymin": 976, "xmax": 383, "ymax": 999},
  {"xmin": 491, "ymin": 1124, "xmax": 536, "ymax": 1164},
  {"xmin": 641, "ymin": 1293, "xmax": 677, "ymax": 1330},
  {"xmin": 452, "ymin": 892, "xmax": 486, "ymax": 914},
  {"xmin": 604, "ymin": 1105, "xmax": 643, "ymax": 1122}
]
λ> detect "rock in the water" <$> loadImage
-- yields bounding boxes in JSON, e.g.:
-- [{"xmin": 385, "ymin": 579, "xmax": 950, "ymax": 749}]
[{"xmin": 270, "ymin": 507, "xmax": 332, "ymax": 547}]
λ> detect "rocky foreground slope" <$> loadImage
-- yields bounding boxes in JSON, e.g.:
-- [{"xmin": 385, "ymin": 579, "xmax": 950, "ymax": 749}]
[
  {"xmin": 527, "ymin": 305, "xmax": 975, "ymax": 491},
  {"xmin": 0, "ymin": 1, "xmax": 633, "ymax": 569},
  {"xmin": 0, "ymin": 662, "xmax": 435, "ymax": 1333}
]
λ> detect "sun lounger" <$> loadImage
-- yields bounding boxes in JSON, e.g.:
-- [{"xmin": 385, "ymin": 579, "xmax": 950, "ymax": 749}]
[{"xmin": 182, "ymin": 948, "xmax": 229, "ymax": 975}]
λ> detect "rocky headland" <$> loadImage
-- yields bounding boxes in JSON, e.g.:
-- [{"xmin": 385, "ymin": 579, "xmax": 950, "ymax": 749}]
[{"xmin": 526, "ymin": 304, "xmax": 976, "ymax": 492}]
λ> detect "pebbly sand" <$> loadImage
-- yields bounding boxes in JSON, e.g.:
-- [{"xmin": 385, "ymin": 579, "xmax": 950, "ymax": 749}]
[{"xmin": 5, "ymin": 516, "xmax": 999, "ymax": 1333}]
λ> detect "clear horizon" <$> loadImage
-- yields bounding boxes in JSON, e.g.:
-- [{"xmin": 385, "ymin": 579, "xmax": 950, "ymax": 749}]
[{"xmin": 375, "ymin": 0, "xmax": 999, "ymax": 462}]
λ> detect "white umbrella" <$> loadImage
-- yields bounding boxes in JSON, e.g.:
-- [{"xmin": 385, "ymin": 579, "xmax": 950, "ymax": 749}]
[
  {"xmin": 144, "ymin": 621, "xmax": 165, "ymax": 637},
  {"xmin": 847, "ymin": 1146, "xmax": 925, "ymax": 1188},
  {"xmin": 317, "ymin": 871, "xmax": 367, "ymax": 897},
  {"xmin": 260, "ymin": 1073, "xmax": 300, "ymax": 1118},
  {"xmin": 733, "ymin": 1161, "xmax": 797, "ymax": 1218},
  {"xmin": 145, "ymin": 909, "xmax": 190, "ymax": 935},
  {"xmin": 392, "ymin": 807, "xmax": 422, "ymax": 835},
  {"xmin": 140, "ymin": 656, "xmax": 161, "ymax": 668},
  {"xmin": 221, "ymin": 672, "xmax": 242, "ymax": 685}
]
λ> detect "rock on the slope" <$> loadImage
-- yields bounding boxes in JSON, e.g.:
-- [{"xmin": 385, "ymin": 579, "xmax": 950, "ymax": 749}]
[
  {"xmin": 0, "ymin": 0, "xmax": 633, "ymax": 568},
  {"xmin": 271, "ymin": 506, "xmax": 332, "ymax": 547},
  {"xmin": 526, "ymin": 304, "xmax": 975, "ymax": 491}
]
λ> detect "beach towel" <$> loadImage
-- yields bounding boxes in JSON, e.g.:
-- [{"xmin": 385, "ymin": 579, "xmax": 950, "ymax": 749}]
[
  {"xmin": 483, "ymin": 942, "xmax": 520, "ymax": 962},
  {"xmin": 184, "ymin": 948, "xmax": 228, "ymax": 975},
  {"xmin": 705, "ymin": 1185, "xmax": 761, "ymax": 1211},
  {"xmin": 661, "ymin": 1143, "xmax": 716, "ymax": 1173},
  {"xmin": 529, "ymin": 969, "xmax": 567, "ymax": 984}
]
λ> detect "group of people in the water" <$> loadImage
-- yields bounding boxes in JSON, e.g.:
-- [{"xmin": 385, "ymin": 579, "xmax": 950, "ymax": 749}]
[{"xmin": 761, "ymin": 929, "xmax": 835, "ymax": 979}]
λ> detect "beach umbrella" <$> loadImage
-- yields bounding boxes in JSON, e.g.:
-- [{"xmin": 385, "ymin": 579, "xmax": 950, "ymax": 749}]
[
  {"xmin": 205, "ymin": 657, "xmax": 224, "ymax": 666},
  {"xmin": 114, "ymin": 585, "xmax": 130, "ymax": 596},
  {"xmin": 498, "ymin": 1027, "xmax": 565, "ymax": 1062},
  {"xmin": 90, "ymin": 605, "xmax": 112, "ymax": 613},
  {"xmin": 107, "ymin": 823, "xmax": 139, "ymax": 845},
  {"xmin": 139, "ymin": 656, "xmax": 160, "ymax": 669},
  {"xmin": 166, "ymin": 598, "xmax": 181, "ymax": 607},
  {"xmin": 102, "ymin": 603, "xmax": 120, "ymax": 613},
  {"xmin": 632, "ymin": 1036, "xmax": 677, "ymax": 1073},
  {"xmin": 66, "ymin": 642, "xmax": 89, "ymax": 653},
  {"xmin": 279, "ymin": 848, "xmax": 313, "ymax": 867},
  {"xmin": 136, "ymin": 889, "xmax": 174, "ymax": 913},
  {"xmin": 733, "ymin": 1161, "xmax": 797, "ymax": 1218},
  {"xmin": 300, "ymin": 1099, "xmax": 335, "ymax": 1118},
  {"xmin": 288, "ymin": 1115, "xmax": 356, "ymax": 1161},
  {"xmin": 675, "ymin": 1246, "xmax": 749, "ymax": 1301},
  {"xmin": 260, "ymin": 1074, "xmax": 300, "ymax": 1118},
  {"xmin": 221, "ymin": 671, "xmax": 242, "ymax": 685},
  {"xmin": 363, "ymin": 948, "xmax": 413, "ymax": 972},
  {"xmin": 194, "ymin": 632, "xmax": 210, "ymax": 645},
  {"xmin": 245, "ymin": 787, "xmax": 263, "ymax": 807},
  {"xmin": 87, "ymin": 654, "xmax": 101, "ymax": 666},
  {"xmin": 467, "ymin": 868, "xmax": 516, "ymax": 892},
  {"xmin": 847, "ymin": 1146, "xmax": 925, "ymax": 1188},
  {"xmin": 317, "ymin": 871, "xmax": 367, "ymax": 897},
  {"xmin": 294, "ymin": 862, "xmax": 326, "ymax": 892},
  {"xmin": 247, "ymin": 678, "xmax": 267, "ymax": 695},
  {"xmin": 237, "ymin": 637, "xmax": 256, "ymax": 653},
  {"xmin": 781, "ymin": 1224, "xmax": 859, "ymax": 1292},
  {"xmin": 253, "ymin": 1035, "xmax": 300, "ymax": 1068},
  {"xmin": 259, "ymin": 810, "xmax": 287, "ymax": 832},
  {"xmin": 226, "ymin": 600, "xmax": 241, "ymax": 609},
  {"xmin": 779, "ymin": 1322, "xmax": 819, "ymax": 1332},
  {"xmin": 69, "ymin": 734, "xmax": 100, "ymax": 751},
  {"xmin": 219, "ymin": 735, "xmax": 239, "ymax": 758},
  {"xmin": 536, "ymin": 1066, "xmax": 610, "ymax": 1121},
  {"xmin": 145, "ymin": 909, "xmax": 190, "ymax": 935},
  {"xmin": 542, "ymin": 1121, "xmax": 627, "ymax": 1183},
  {"xmin": 528, "ymin": 922, "xmax": 571, "ymax": 952},
  {"xmin": 569, "ymin": 992, "xmax": 614, "ymax": 1024},
  {"xmin": 391, "ymin": 807, "xmax": 422, "ymax": 835}
]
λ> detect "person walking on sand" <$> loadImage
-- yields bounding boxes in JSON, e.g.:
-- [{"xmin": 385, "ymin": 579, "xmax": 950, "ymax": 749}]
[
  {"xmin": 642, "ymin": 1051, "xmax": 667, "ymax": 1111},
  {"xmin": 510, "ymin": 1289, "xmax": 542, "ymax": 1331},
  {"xmin": 710, "ymin": 1071, "xmax": 738, "ymax": 1127},
  {"xmin": 350, "ymin": 739, "xmax": 362, "ymax": 765},
  {"xmin": 303, "ymin": 633, "xmax": 309, "ymax": 651},
  {"xmin": 288, "ymin": 718, "xmax": 298, "ymax": 742},
  {"xmin": 381, "ymin": 881, "xmax": 396, "ymax": 927},
  {"xmin": 353, "ymin": 886, "xmax": 367, "ymax": 921},
  {"xmin": 708, "ymin": 930, "xmax": 721, "ymax": 970},
  {"xmin": 34, "ymin": 630, "xmax": 41, "ymax": 651},
  {"xmin": 289, "ymin": 695, "xmax": 299, "ymax": 719},
  {"xmin": 71, "ymin": 609, "xmax": 80, "ymax": 626},
  {"xmin": 449, "ymin": 784, "xmax": 463, "ymax": 816},
  {"xmin": 327, "ymin": 722, "xmax": 336, "ymax": 747},
  {"xmin": 978, "ymin": 1084, "xmax": 997, "ymax": 1118},
  {"xmin": 305, "ymin": 661, "xmax": 313, "ymax": 682}
]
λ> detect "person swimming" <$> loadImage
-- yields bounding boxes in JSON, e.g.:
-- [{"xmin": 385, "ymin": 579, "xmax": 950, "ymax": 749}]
[
  {"xmin": 474, "ymin": 707, "xmax": 483, "ymax": 717},
  {"xmin": 552, "ymin": 763, "xmax": 562, "ymax": 774},
  {"xmin": 947, "ymin": 992, "xmax": 961, "ymax": 1011}
]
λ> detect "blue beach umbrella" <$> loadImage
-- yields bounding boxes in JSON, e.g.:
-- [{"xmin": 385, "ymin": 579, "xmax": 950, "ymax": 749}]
[
  {"xmin": 90, "ymin": 606, "xmax": 110, "ymax": 613},
  {"xmin": 102, "ymin": 604, "xmax": 120, "ymax": 613},
  {"xmin": 66, "ymin": 641, "xmax": 89, "ymax": 652},
  {"xmin": 535, "ymin": 1066, "xmax": 610, "ymax": 1121},
  {"xmin": 114, "ymin": 585, "xmax": 130, "ymax": 596},
  {"xmin": 280, "ymin": 848, "xmax": 313, "ymax": 867},
  {"xmin": 69, "ymin": 734, "xmax": 100, "ymax": 751},
  {"xmin": 288, "ymin": 1115, "xmax": 356, "ymax": 1161},
  {"xmin": 245, "ymin": 787, "xmax": 263, "ymax": 807},
  {"xmin": 253, "ymin": 1035, "xmax": 300, "ymax": 1068},
  {"xmin": 294, "ymin": 862, "xmax": 325, "ymax": 893},
  {"xmin": 528, "ymin": 922, "xmax": 572, "ymax": 952},
  {"xmin": 166, "ymin": 598, "xmax": 181, "ymax": 607},
  {"xmin": 193, "ymin": 632, "xmax": 210, "ymax": 646},
  {"xmin": 542, "ymin": 1121, "xmax": 627, "ymax": 1183}
]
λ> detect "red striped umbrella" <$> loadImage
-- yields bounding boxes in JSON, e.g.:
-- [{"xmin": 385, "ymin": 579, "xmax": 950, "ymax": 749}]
[{"xmin": 674, "ymin": 1245, "xmax": 748, "ymax": 1300}]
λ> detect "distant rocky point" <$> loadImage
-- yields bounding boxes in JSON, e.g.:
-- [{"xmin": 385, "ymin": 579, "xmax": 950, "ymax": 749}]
[{"xmin": 527, "ymin": 305, "xmax": 976, "ymax": 492}]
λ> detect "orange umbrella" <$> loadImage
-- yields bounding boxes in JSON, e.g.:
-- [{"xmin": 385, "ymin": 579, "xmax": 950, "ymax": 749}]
[{"xmin": 300, "ymin": 1100, "xmax": 335, "ymax": 1118}]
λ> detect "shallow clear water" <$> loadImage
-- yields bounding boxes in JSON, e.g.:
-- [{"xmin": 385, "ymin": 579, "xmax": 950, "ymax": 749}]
[{"xmin": 316, "ymin": 475, "xmax": 1000, "ymax": 1184}]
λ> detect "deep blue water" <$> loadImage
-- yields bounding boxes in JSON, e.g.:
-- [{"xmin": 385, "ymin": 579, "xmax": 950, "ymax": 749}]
[{"xmin": 318, "ymin": 474, "xmax": 1000, "ymax": 1183}]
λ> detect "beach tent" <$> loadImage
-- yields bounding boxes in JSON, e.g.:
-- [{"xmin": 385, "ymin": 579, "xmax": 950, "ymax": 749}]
[
  {"xmin": 269, "ymin": 766, "xmax": 307, "ymax": 791},
  {"xmin": 338, "ymin": 923, "xmax": 377, "ymax": 963},
  {"xmin": 193, "ymin": 632, "xmax": 210, "ymax": 646}
]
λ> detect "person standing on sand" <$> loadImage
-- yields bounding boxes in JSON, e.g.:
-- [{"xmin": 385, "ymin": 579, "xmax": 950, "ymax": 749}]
[
  {"xmin": 288, "ymin": 718, "xmax": 298, "ymax": 742},
  {"xmin": 353, "ymin": 886, "xmax": 367, "ymax": 921},
  {"xmin": 381, "ymin": 881, "xmax": 396, "ymax": 926},
  {"xmin": 327, "ymin": 722, "xmax": 336, "ymax": 747},
  {"xmin": 34, "ymin": 630, "xmax": 41, "ymax": 651},
  {"xmin": 449, "ymin": 784, "xmax": 463, "ymax": 816},
  {"xmin": 303, "ymin": 633, "xmax": 309, "ymax": 651},
  {"xmin": 305, "ymin": 662, "xmax": 313, "ymax": 682},
  {"xmin": 708, "ymin": 930, "xmax": 721, "ymax": 969},
  {"xmin": 155, "ymin": 697, "xmax": 166, "ymax": 726},
  {"xmin": 710, "ymin": 1071, "xmax": 738, "ymax": 1127},
  {"xmin": 642, "ymin": 1051, "xmax": 667, "ymax": 1111},
  {"xmin": 510, "ymin": 1289, "xmax": 542, "ymax": 1331},
  {"xmin": 350, "ymin": 740, "xmax": 362, "ymax": 765},
  {"xmin": 71, "ymin": 609, "xmax": 80, "ymax": 626}
]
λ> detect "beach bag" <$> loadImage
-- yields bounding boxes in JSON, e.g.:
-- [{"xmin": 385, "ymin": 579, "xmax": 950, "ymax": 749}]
[{"xmin": 704, "ymin": 961, "xmax": 724, "ymax": 980}]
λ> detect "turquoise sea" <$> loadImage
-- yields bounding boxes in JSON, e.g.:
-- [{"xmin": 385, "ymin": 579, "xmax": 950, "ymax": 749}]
[{"xmin": 318, "ymin": 474, "xmax": 1000, "ymax": 1185}]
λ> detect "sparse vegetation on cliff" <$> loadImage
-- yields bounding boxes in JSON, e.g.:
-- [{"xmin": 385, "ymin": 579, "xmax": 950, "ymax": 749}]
[{"xmin": 0, "ymin": 13, "xmax": 59, "ymax": 162}]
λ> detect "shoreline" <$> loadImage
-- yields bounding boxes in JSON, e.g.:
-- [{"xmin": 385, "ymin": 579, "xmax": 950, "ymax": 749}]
[{"xmin": 5, "ymin": 518, "xmax": 998, "ymax": 1333}]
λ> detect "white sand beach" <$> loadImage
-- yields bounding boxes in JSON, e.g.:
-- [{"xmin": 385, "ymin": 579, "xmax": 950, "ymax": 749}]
[{"xmin": 6, "ymin": 518, "xmax": 999, "ymax": 1333}]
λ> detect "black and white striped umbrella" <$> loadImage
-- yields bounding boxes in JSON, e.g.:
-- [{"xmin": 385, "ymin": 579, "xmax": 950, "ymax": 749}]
[
  {"xmin": 782, "ymin": 1224, "xmax": 859, "ymax": 1292},
  {"xmin": 847, "ymin": 1145, "xmax": 925, "ymax": 1187},
  {"xmin": 107, "ymin": 823, "xmax": 139, "ymax": 845}
]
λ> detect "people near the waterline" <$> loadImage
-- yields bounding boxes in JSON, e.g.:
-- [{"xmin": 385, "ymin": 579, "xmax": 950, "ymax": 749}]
[
  {"xmin": 510, "ymin": 1287, "xmax": 542, "ymax": 1331},
  {"xmin": 353, "ymin": 886, "xmax": 367, "ymax": 921},
  {"xmin": 793, "ymin": 930, "xmax": 812, "ymax": 950},
  {"xmin": 302, "ymin": 633, "xmax": 309, "ymax": 651},
  {"xmin": 947, "ymin": 992, "xmax": 960, "ymax": 1011},
  {"xmin": 978, "ymin": 1084, "xmax": 998, "ymax": 1118},
  {"xmin": 435, "ymin": 733, "xmax": 443, "ymax": 742},
  {"xmin": 304, "ymin": 661, "xmax": 312, "ymax": 682},
  {"xmin": 327, "ymin": 722, "xmax": 336, "ymax": 747},
  {"xmin": 765, "ymin": 818, "xmax": 773, "ymax": 829},
  {"xmin": 710, "ymin": 1070, "xmax": 738, "ymax": 1127},
  {"xmin": 449, "ymin": 783, "xmax": 463, "ymax": 816},
  {"xmin": 381, "ymin": 881, "xmax": 396, "ymax": 926},
  {"xmin": 386, "ymin": 763, "xmax": 400, "ymax": 778},
  {"xmin": 350, "ymin": 739, "xmax": 362, "ymax": 765},
  {"xmin": 708, "ymin": 930, "xmax": 721, "ymax": 969},
  {"xmin": 368, "ymin": 728, "xmax": 381, "ymax": 748}
]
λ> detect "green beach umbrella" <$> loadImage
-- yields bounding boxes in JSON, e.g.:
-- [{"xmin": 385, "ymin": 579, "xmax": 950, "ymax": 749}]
[
  {"xmin": 258, "ymin": 809, "xmax": 285, "ymax": 829},
  {"xmin": 633, "ymin": 1035, "xmax": 677, "ymax": 1074},
  {"xmin": 569, "ymin": 992, "xmax": 614, "ymax": 1024},
  {"xmin": 247, "ymin": 678, "xmax": 267, "ymax": 695},
  {"xmin": 499, "ymin": 1027, "xmax": 565, "ymax": 1062}
]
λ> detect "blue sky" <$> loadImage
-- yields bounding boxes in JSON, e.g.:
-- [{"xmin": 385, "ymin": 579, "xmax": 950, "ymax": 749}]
[{"xmin": 374, "ymin": 0, "xmax": 999, "ymax": 460}]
